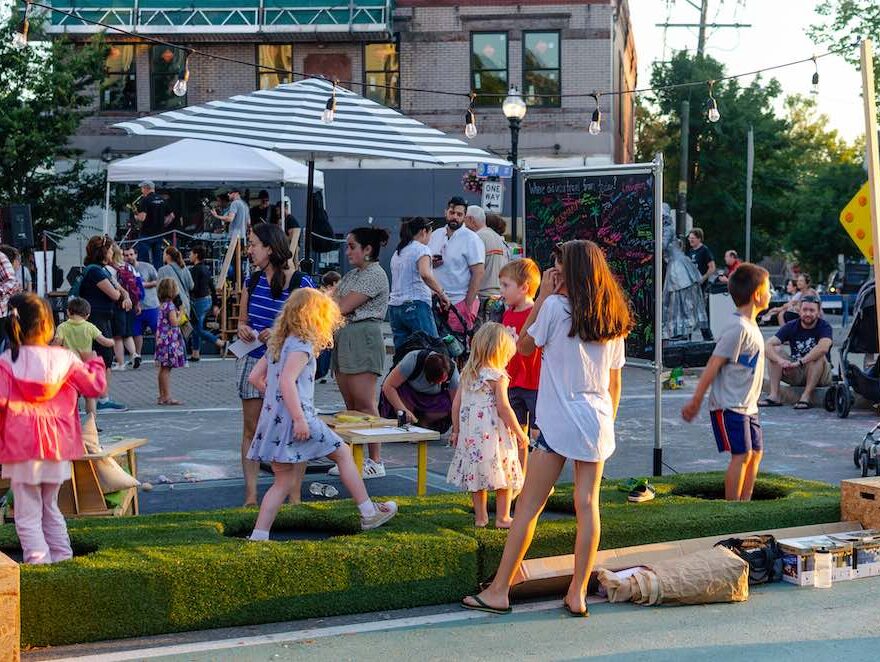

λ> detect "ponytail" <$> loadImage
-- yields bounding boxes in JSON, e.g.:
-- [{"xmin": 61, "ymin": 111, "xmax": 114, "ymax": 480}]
[
  {"xmin": 396, "ymin": 217, "xmax": 433, "ymax": 255},
  {"xmin": 5, "ymin": 293, "xmax": 54, "ymax": 362}
]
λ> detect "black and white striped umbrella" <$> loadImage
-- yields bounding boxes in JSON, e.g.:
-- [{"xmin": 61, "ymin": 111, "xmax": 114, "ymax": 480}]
[
  {"xmin": 114, "ymin": 78, "xmax": 508, "ymax": 267},
  {"xmin": 114, "ymin": 78, "xmax": 509, "ymax": 167}
]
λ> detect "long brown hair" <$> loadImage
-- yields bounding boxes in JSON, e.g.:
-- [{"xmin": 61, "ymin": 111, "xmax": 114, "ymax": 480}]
[
  {"xmin": 559, "ymin": 240, "xmax": 633, "ymax": 342},
  {"xmin": 6, "ymin": 293, "xmax": 54, "ymax": 361}
]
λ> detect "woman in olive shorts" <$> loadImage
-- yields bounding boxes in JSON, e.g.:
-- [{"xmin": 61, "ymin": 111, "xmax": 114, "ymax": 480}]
[{"xmin": 330, "ymin": 227, "xmax": 391, "ymax": 478}]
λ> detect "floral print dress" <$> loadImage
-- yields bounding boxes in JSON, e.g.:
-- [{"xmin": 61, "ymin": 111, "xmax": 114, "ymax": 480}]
[
  {"xmin": 154, "ymin": 300, "xmax": 186, "ymax": 368},
  {"xmin": 447, "ymin": 367, "xmax": 524, "ymax": 493}
]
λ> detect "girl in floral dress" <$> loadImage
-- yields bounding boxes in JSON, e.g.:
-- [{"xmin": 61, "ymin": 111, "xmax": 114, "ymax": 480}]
[
  {"xmin": 447, "ymin": 323, "xmax": 528, "ymax": 528},
  {"xmin": 155, "ymin": 278, "xmax": 186, "ymax": 405}
]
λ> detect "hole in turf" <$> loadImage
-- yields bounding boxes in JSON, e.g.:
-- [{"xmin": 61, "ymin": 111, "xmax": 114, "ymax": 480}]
[
  {"xmin": 671, "ymin": 483, "xmax": 788, "ymax": 501},
  {"xmin": 1, "ymin": 544, "xmax": 96, "ymax": 564},
  {"xmin": 227, "ymin": 529, "xmax": 343, "ymax": 542}
]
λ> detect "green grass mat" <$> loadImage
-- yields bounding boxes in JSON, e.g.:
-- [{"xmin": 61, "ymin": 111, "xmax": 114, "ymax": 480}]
[{"xmin": 0, "ymin": 472, "xmax": 840, "ymax": 647}]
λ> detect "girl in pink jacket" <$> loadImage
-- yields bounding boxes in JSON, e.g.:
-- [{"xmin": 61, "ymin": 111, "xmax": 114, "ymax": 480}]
[{"xmin": 0, "ymin": 293, "xmax": 106, "ymax": 564}]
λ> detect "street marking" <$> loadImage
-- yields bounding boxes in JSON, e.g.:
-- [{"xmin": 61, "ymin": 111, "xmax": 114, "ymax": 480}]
[
  {"xmin": 100, "ymin": 407, "xmax": 242, "ymax": 415},
  {"xmin": 72, "ymin": 599, "xmax": 566, "ymax": 660}
]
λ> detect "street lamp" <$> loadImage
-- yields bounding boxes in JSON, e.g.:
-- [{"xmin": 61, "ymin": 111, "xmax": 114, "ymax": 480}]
[{"xmin": 502, "ymin": 86, "xmax": 526, "ymax": 244}]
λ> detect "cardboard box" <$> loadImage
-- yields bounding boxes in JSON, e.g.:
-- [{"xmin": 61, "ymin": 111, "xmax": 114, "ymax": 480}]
[
  {"xmin": 0, "ymin": 551, "xmax": 20, "ymax": 661},
  {"xmin": 841, "ymin": 477, "xmax": 880, "ymax": 529},
  {"xmin": 829, "ymin": 530, "xmax": 880, "ymax": 579},
  {"xmin": 778, "ymin": 534, "xmax": 854, "ymax": 586}
]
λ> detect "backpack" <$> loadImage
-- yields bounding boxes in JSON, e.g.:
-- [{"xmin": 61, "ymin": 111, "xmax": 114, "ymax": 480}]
[
  {"xmin": 68, "ymin": 265, "xmax": 103, "ymax": 301},
  {"xmin": 714, "ymin": 535, "xmax": 782, "ymax": 585},
  {"xmin": 391, "ymin": 330, "xmax": 449, "ymax": 371},
  {"xmin": 115, "ymin": 264, "xmax": 141, "ymax": 306}
]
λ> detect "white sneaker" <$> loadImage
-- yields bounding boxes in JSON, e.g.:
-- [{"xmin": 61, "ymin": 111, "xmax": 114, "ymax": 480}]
[
  {"xmin": 362, "ymin": 458, "xmax": 386, "ymax": 479},
  {"xmin": 328, "ymin": 458, "xmax": 386, "ymax": 479},
  {"xmin": 360, "ymin": 501, "xmax": 398, "ymax": 530},
  {"xmin": 110, "ymin": 363, "xmax": 126, "ymax": 372}
]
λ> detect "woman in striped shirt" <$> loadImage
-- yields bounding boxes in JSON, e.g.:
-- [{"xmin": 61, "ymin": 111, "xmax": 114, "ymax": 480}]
[{"xmin": 236, "ymin": 223, "xmax": 312, "ymax": 506}]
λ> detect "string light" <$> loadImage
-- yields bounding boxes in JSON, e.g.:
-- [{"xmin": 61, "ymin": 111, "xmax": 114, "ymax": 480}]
[
  {"xmin": 172, "ymin": 52, "xmax": 190, "ymax": 97},
  {"xmin": 588, "ymin": 93, "xmax": 602, "ymax": 135},
  {"xmin": 11, "ymin": 2, "xmax": 30, "ymax": 50},
  {"xmin": 706, "ymin": 80, "xmax": 720, "ymax": 123},
  {"xmin": 465, "ymin": 92, "xmax": 477, "ymax": 139},
  {"xmin": 322, "ymin": 81, "xmax": 338, "ymax": 123},
  {"xmin": 811, "ymin": 56, "xmax": 820, "ymax": 95}
]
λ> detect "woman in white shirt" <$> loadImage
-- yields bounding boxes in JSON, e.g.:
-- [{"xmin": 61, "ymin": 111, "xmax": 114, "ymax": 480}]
[
  {"xmin": 462, "ymin": 240, "xmax": 632, "ymax": 618},
  {"xmin": 388, "ymin": 217, "xmax": 450, "ymax": 351}
]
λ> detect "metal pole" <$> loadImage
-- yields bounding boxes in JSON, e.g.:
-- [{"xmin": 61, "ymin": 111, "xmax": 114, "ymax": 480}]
[
  {"xmin": 745, "ymin": 125, "xmax": 754, "ymax": 262},
  {"xmin": 509, "ymin": 118, "xmax": 521, "ymax": 245},
  {"xmin": 860, "ymin": 40, "xmax": 880, "ymax": 351},
  {"xmin": 697, "ymin": 0, "xmax": 709, "ymax": 57},
  {"xmin": 653, "ymin": 152, "xmax": 665, "ymax": 477},
  {"xmin": 42, "ymin": 231, "xmax": 48, "ymax": 296},
  {"xmin": 676, "ymin": 100, "xmax": 690, "ymax": 237},
  {"xmin": 301, "ymin": 158, "xmax": 316, "ymax": 275},
  {"xmin": 103, "ymin": 179, "xmax": 111, "ymax": 236}
]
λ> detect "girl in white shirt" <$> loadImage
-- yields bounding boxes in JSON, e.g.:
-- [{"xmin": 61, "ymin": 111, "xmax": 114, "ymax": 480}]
[{"xmin": 462, "ymin": 239, "xmax": 632, "ymax": 618}]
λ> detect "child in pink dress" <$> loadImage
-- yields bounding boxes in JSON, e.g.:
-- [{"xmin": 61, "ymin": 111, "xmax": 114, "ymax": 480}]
[{"xmin": 0, "ymin": 293, "xmax": 106, "ymax": 564}]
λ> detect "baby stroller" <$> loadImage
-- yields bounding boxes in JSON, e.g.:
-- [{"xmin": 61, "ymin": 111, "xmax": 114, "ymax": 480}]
[
  {"xmin": 853, "ymin": 422, "xmax": 880, "ymax": 477},
  {"xmin": 432, "ymin": 299, "xmax": 476, "ymax": 366},
  {"xmin": 825, "ymin": 280, "xmax": 880, "ymax": 418}
]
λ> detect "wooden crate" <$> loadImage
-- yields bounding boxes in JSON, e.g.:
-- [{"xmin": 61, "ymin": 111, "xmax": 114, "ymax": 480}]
[
  {"xmin": 0, "ymin": 552, "xmax": 19, "ymax": 661},
  {"xmin": 841, "ymin": 477, "xmax": 880, "ymax": 529}
]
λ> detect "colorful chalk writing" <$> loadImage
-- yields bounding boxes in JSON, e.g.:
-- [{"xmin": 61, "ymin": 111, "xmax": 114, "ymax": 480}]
[{"xmin": 524, "ymin": 172, "xmax": 656, "ymax": 360}]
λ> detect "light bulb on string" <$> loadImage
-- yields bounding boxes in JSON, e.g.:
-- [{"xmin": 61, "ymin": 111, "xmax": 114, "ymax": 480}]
[
  {"xmin": 172, "ymin": 52, "xmax": 190, "ymax": 97},
  {"xmin": 12, "ymin": 2, "xmax": 30, "ymax": 50},
  {"xmin": 588, "ymin": 93, "xmax": 601, "ymax": 135},
  {"xmin": 322, "ymin": 81, "xmax": 338, "ymax": 124},
  {"xmin": 464, "ymin": 92, "xmax": 477, "ymax": 139},
  {"xmin": 706, "ymin": 80, "xmax": 720, "ymax": 123},
  {"xmin": 811, "ymin": 56, "xmax": 820, "ymax": 95}
]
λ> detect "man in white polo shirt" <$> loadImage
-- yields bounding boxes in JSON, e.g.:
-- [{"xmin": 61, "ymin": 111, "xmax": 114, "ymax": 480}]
[{"xmin": 428, "ymin": 196, "xmax": 485, "ymax": 333}]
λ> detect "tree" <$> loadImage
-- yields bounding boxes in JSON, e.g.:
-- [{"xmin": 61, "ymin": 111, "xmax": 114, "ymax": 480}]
[
  {"xmin": 636, "ymin": 51, "xmax": 794, "ymax": 262},
  {"xmin": 809, "ymin": 1, "xmax": 879, "ymax": 96},
  {"xmin": 0, "ymin": 14, "xmax": 107, "ymax": 238},
  {"xmin": 782, "ymin": 95, "xmax": 865, "ymax": 276}
]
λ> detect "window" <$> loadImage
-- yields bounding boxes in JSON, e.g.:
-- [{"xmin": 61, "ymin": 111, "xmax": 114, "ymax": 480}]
[
  {"xmin": 471, "ymin": 33, "xmax": 507, "ymax": 106},
  {"xmin": 100, "ymin": 45, "xmax": 136, "ymax": 111},
  {"xmin": 364, "ymin": 42, "xmax": 400, "ymax": 108},
  {"xmin": 151, "ymin": 46, "xmax": 187, "ymax": 111},
  {"xmin": 523, "ymin": 32, "xmax": 560, "ymax": 107},
  {"xmin": 257, "ymin": 45, "xmax": 293, "ymax": 90}
]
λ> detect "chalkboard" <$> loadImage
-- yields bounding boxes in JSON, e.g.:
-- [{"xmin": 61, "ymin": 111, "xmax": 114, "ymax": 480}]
[{"xmin": 523, "ymin": 169, "xmax": 658, "ymax": 360}]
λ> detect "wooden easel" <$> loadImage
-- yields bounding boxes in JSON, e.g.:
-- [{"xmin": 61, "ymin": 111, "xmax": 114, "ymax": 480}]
[{"xmin": 218, "ymin": 234, "xmax": 244, "ymax": 341}]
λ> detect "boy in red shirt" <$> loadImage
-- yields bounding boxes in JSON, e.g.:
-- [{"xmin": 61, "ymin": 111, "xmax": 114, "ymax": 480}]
[{"xmin": 499, "ymin": 258, "xmax": 542, "ymax": 477}]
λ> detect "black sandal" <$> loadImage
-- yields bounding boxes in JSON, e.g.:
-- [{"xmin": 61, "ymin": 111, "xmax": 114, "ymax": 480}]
[
  {"xmin": 793, "ymin": 400, "xmax": 813, "ymax": 410},
  {"xmin": 460, "ymin": 595, "xmax": 511, "ymax": 615},
  {"xmin": 758, "ymin": 398, "xmax": 783, "ymax": 407}
]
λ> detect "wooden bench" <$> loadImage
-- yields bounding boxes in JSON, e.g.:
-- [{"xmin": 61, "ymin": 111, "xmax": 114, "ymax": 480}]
[
  {"xmin": 58, "ymin": 438, "xmax": 148, "ymax": 517},
  {"xmin": 322, "ymin": 411, "xmax": 440, "ymax": 496}
]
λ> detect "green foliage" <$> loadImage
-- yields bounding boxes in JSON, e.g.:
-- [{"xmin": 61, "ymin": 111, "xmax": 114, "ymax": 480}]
[
  {"xmin": 809, "ymin": 1, "xmax": 877, "ymax": 96},
  {"xmin": 635, "ymin": 52, "xmax": 865, "ymax": 275},
  {"xmin": 0, "ymin": 473, "xmax": 839, "ymax": 647},
  {"xmin": 0, "ymin": 14, "xmax": 108, "ymax": 236}
]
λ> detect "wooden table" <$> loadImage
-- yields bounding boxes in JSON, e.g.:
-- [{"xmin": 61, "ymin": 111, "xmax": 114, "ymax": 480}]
[{"xmin": 322, "ymin": 411, "xmax": 440, "ymax": 496}]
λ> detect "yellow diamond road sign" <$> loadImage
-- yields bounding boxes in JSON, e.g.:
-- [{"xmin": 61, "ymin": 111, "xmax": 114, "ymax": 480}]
[{"xmin": 840, "ymin": 181, "xmax": 874, "ymax": 264}]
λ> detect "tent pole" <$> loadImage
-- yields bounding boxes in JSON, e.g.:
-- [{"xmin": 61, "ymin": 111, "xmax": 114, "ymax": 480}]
[
  {"xmin": 103, "ymin": 179, "xmax": 111, "ymax": 236},
  {"xmin": 302, "ymin": 158, "xmax": 316, "ymax": 275}
]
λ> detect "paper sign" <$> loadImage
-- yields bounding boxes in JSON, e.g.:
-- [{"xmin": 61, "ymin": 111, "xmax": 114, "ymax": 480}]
[
  {"xmin": 228, "ymin": 338, "xmax": 264, "ymax": 359},
  {"xmin": 352, "ymin": 426, "xmax": 434, "ymax": 436}
]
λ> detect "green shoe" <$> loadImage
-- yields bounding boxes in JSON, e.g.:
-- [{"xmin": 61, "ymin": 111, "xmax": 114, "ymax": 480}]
[{"xmin": 618, "ymin": 477, "xmax": 648, "ymax": 493}]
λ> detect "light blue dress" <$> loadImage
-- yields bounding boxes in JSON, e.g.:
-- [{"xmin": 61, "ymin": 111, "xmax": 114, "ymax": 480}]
[{"xmin": 247, "ymin": 336, "xmax": 342, "ymax": 464}]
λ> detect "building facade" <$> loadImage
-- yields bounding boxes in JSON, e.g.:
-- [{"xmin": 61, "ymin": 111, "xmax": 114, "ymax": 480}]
[{"xmin": 45, "ymin": 0, "xmax": 635, "ymax": 264}]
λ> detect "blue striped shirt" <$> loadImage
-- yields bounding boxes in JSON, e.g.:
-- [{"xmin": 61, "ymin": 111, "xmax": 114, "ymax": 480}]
[{"xmin": 246, "ymin": 272, "xmax": 315, "ymax": 358}]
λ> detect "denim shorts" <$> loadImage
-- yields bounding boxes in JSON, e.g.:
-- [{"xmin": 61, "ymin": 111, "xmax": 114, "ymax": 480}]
[
  {"xmin": 389, "ymin": 300, "xmax": 437, "ymax": 352},
  {"xmin": 508, "ymin": 387, "xmax": 538, "ymax": 429},
  {"xmin": 533, "ymin": 432, "xmax": 559, "ymax": 455}
]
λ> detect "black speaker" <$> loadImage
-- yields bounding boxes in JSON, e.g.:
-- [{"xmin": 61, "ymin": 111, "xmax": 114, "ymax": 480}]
[{"xmin": 2, "ymin": 204, "xmax": 34, "ymax": 249}]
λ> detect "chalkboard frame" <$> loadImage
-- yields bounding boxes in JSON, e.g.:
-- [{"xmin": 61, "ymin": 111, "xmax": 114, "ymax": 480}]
[{"xmin": 520, "ymin": 161, "xmax": 664, "ymax": 370}]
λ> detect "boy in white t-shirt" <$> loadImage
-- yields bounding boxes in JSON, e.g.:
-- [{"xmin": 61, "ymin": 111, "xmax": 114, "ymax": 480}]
[{"xmin": 681, "ymin": 263, "xmax": 772, "ymax": 502}]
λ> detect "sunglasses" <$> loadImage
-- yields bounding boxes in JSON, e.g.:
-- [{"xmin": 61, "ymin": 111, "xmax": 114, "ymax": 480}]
[{"xmin": 551, "ymin": 241, "xmax": 566, "ymax": 262}]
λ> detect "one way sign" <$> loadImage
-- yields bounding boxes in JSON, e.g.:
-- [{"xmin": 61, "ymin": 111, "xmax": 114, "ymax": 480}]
[{"xmin": 481, "ymin": 181, "xmax": 504, "ymax": 214}]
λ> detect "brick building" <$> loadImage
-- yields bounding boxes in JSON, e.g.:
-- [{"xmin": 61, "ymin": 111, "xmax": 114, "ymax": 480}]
[{"xmin": 45, "ymin": 0, "xmax": 635, "ymax": 262}]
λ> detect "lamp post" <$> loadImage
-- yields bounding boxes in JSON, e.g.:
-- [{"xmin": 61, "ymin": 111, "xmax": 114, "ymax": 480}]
[{"xmin": 502, "ymin": 86, "xmax": 526, "ymax": 244}]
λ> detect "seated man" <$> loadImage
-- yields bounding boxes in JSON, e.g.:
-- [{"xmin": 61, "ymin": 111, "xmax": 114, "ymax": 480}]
[
  {"xmin": 379, "ymin": 350, "xmax": 459, "ymax": 432},
  {"xmin": 760, "ymin": 293, "xmax": 832, "ymax": 410}
]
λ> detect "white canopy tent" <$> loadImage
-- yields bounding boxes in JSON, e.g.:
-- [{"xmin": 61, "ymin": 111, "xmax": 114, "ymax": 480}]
[{"xmin": 102, "ymin": 138, "xmax": 325, "ymax": 234}]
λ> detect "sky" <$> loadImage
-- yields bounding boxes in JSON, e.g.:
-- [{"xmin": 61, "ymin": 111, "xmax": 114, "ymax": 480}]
[{"xmin": 629, "ymin": 0, "xmax": 865, "ymax": 141}]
